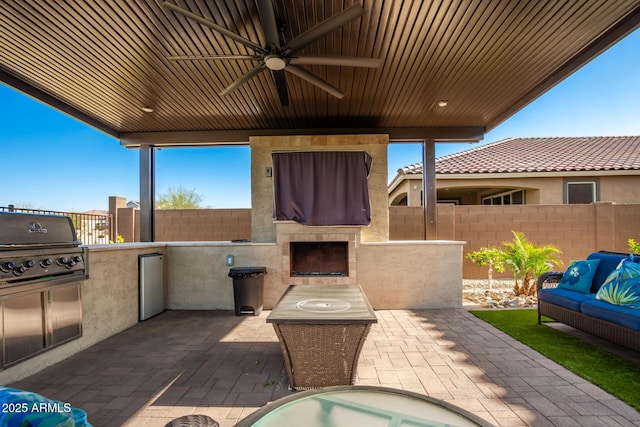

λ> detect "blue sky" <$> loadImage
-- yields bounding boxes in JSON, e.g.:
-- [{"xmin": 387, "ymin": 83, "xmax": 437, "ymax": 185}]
[{"xmin": 2, "ymin": 28, "xmax": 639, "ymax": 212}]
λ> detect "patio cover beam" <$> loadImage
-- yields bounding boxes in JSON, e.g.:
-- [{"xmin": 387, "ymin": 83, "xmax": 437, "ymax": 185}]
[{"xmin": 119, "ymin": 127, "xmax": 485, "ymax": 147}]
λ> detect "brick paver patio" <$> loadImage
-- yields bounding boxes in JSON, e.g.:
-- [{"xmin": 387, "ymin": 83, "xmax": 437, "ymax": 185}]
[{"xmin": 10, "ymin": 309, "xmax": 640, "ymax": 426}]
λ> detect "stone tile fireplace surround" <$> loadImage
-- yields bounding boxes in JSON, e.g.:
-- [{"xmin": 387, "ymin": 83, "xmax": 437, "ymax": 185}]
[{"xmin": 276, "ymin": 221, "xmax": 359, "ymax": 286}]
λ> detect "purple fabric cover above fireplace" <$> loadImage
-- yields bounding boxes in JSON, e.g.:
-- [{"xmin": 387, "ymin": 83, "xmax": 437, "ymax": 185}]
[{"xmin": 272, "ymin": 151, "xmax": 372, "ymax": 226}]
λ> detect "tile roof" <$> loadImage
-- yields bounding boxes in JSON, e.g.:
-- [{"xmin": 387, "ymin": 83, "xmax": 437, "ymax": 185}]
[{"xmin": 398, "ymin": 136, "xmax": 640, "ymax": 175}]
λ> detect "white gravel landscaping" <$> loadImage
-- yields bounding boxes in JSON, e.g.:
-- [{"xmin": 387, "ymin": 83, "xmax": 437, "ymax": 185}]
[{"xmin": 463, "ymin": 278, "xmax": 538, "ymax": 309}]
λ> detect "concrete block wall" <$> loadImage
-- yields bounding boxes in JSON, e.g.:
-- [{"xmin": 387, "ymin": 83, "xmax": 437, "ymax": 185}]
[
  {"xmin": 614, "ymin": 204, "xmax": 640, "ymax": 249},
  {"xmin": 116, "ymin": 208, "xmax": 138, "ymax": 243},
  {"xmin": 390, "ymin": 202, "xmax": 640, "ymax": 279},
  {"xmin": 115, "ymin": 208, "xmax": 251, "ymax": 242},
  {"xmin": 155, "ymin": 209, "xmax": 251, "ymax": 241},
  {"xmin": 456, "ymin": 204, "xmax": 598, "ymax": 278},
  {"xmin": 388, "ymin": 206, "xmax": 425, "ymax": 239}
]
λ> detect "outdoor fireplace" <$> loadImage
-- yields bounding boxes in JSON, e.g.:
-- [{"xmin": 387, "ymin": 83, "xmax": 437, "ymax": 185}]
[{"xmin": 290, "ymin": 241, "xmax": 348, "ymax": 277}]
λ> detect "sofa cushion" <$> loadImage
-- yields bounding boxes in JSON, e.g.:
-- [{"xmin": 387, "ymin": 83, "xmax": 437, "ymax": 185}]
[
  {"xmin": 557, "ymin": 259, "xmax": 600, "ymax": 293},
  {"xmin": 596, "ymin": 259, "xmax": 640, "ymax": 309},
  {"xmin": 580, "ymin": 299, "xmax": 640, "ymax": 331},
  {"xmin": 586, "ymin": 252, "xmax": 633, "ymax": 293},
  {"xmin": 538, "ymin": 288, "xmax": 595, "ymax": 312}
]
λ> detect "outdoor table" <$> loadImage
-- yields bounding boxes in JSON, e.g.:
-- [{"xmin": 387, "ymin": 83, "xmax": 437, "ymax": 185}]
[
  {"xmin": 266, "ymin": 284, "xmax": 377, "ymax": 390},
  {"xmin": 234, "ymin": 385, "xmax": 495, "ymax": 427}
]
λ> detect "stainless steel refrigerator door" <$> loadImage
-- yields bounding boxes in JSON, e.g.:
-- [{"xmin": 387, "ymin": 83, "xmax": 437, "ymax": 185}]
[{"xmin": 139, "ymin": 253, "xmax": 164, "ymax": 320}]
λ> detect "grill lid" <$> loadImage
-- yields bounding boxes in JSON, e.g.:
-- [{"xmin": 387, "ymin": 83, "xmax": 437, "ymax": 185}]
[{"xmin": 0, "ymin": 212, "xmax": 81, "ymax": 248}]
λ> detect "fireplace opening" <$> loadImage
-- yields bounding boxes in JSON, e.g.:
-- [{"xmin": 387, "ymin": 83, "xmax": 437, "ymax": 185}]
[{"xmin": 290, "ymin": 241, "xmax": 348, "ymax": 277}]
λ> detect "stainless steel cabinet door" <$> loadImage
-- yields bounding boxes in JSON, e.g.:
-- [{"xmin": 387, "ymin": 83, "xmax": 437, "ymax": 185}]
[
  {"xmin": 3, "ymin": 292, "xmax": 46, "ymax": 366},
  {"xmin": 47, "ymin": 283, "xmax": 82, "ymax": 346}
]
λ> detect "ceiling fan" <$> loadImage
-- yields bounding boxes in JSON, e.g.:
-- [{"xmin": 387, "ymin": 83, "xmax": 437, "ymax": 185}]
[{"xmin": 162, "ymin": 1, "xmax": 382, "ymax": 107}]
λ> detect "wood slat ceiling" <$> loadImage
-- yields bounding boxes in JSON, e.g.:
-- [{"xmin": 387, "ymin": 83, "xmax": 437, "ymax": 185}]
[{"xmin": 1, "ymin": 0, "xmax": 639, "ymax": 143}]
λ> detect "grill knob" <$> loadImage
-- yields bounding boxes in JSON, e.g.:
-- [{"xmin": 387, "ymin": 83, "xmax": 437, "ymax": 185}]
[
  {"xmin": 71, "ymin": 255, "xmax": 82, "ymax": 263},
  {"xmin": 1, "ymin": 261, "xmax": 15, "ymax": 272},
  {"xmin": 57, "ymin": 256, "xmax": 68, "ymax": 266},
  {"xmin": 66, "ymin": 260, "xmax": 77, "ymax": 269},
  {"xmin": 13, "ymin": 265, "xmax": 26, "ymax": 276},
  {"xmin": 40, "ymin": 258, "xmax": 53, "ymax": 267},
  {"xmin": 24, "ymin": 259, "xmax": 35, "ymax": 268}
]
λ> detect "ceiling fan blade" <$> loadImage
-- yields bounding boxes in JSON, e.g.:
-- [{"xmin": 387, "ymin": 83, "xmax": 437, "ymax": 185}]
[
  {"xmin": 168, "ymin": 55, "xmax": 262, "ymax": 61},
  {"xmin": 285, "ymin": 65, "xmax": 345, "ymax": 99},
  {"xmin": 271, "ymin": 70, "xmax": 289, "ymax": 106},
  {"xmin": 283, "ymin": 4, "xmax": 364, "ymax": 55},
  {"xmin": 163, "ymin": 2, "xmax": 266, "ymax": 54},
  {"xmin": 256, "ymin": 0, "xmax": 281, "ymax": 52},
  {"xmin": 219, "ymin": 64, "xmax": 266, "ymax": 96},
  {"xmin": 290, "ymin": 56, "xmax": 383, "ymax": 68}
]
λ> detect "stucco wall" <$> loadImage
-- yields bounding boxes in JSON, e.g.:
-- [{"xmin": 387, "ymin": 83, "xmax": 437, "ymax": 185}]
[
  {"xmin": 165, "ymin": 241, "xmax": 464, "ymax": 311},
  {"xmin": 410, "ymin": 173, "xmax": 640, "ymax": 205},
  {"xmin": 601, "ymin": 175, "xmax": 640, "ymax": 202},
  {"xmin": 436, "ymin": 176, "xmax": 559, "ymax": 204},
  {"xmin": 389, "ymin": 175, "xmax": 422, "ymax": 206},
  {"xmin": 166, "ymin": 243, "xmax": 284, "ymax": 310},
  {"xmin": 249, "ymin": 135, "xmax": 389, "ymax": 243},
  {"xmin": 357, "ymin": 241, "xmax": 465, "ymax": 309}
]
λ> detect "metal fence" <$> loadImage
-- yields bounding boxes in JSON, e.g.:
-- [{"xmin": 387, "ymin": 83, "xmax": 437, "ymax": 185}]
[{"xmin": 1, "ymin": 205, "xmax": 112, "ymax": 245}]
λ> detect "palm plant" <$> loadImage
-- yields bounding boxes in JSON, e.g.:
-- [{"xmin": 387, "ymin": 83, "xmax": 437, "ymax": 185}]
[{"xmin": 500, "ymin": 231, "xmax": 562, "ymax": 296}]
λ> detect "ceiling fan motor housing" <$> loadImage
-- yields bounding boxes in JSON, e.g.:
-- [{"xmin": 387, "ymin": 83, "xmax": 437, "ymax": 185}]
[{"xmin": 265, "ymin": 54, "xmax": 287, "ymax": 71}]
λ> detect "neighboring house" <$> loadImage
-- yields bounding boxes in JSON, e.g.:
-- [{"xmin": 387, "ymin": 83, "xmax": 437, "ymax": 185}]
[
  {"xmin": 126, "ymin": 200, "xmax": 140, "ymax": 209},
  {"xmin": 389, "ymin": 136, "xmax": 640, "ymax": 206}
]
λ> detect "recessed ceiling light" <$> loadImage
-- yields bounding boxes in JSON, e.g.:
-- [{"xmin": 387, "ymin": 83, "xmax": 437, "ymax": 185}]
[
  {"xmin": 437, "ymin": 100, "xmax": 448, "ymax": 107},
  {"xmin": 141, "ymin": 106, "xmax": 155, "ymax": 113}
]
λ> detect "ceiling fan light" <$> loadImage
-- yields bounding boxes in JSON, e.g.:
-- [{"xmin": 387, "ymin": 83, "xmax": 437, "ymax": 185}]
[{"xmin": 265, "ymin": 54, "xmax": 286, "ymax": 70}]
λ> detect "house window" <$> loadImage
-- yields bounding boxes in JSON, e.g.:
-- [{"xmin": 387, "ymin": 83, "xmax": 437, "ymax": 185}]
[
  {"xmin": 565, "ymin": 180, "xmax": 598, "ymax": 204},
  {"xmin": 482, "ymin": 189, "xmax": 525, "ymax": 205}
]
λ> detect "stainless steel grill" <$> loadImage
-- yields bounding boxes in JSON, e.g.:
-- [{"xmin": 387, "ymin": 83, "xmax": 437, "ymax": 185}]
[
  {"xmin": 0, "ymin": 212, "xmax": 88, "ymax": 296},
  {"xmin": 0, "ymin": 212, "xmax": 88, "ymax": 367}
]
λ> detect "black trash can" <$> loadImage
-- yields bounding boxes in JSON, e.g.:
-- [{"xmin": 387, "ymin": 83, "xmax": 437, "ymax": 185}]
[{"xmin": 228, "ymin": 266, "xmax": 267, "ymax": 316}]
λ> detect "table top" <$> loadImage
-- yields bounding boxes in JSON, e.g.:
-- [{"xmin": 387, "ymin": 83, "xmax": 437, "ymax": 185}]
[
  {"xmin": 234, "ymin": 386, "xmax": 494, "ymax": 427},
  {"xmin": 266, "ymin": 284, "xmax": 377, "ymax": 324}
]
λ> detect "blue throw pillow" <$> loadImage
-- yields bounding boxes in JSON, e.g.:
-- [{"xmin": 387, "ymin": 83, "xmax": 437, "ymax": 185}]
[
  {"xmin": 596, "ymin": 259, "xmax": 640, "ymax": 309},
  {"xmin": 557, "ymin": 259, "xmax": 600, "ymax": 293}
]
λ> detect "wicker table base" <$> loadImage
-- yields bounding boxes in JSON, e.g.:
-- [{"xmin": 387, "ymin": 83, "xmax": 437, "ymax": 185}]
[
  {"xmin": 267, "ymin": 285, "xmax": 377, "ymax": 390},
  {"xmin": 272, "ymin": 323, "xmax": 371, "ymax": 389}
]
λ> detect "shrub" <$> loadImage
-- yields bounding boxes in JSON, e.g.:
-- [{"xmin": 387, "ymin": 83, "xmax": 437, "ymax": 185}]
[{"xmin": 467, "ymin": 231, "xmax": 562, "ymax": 296}]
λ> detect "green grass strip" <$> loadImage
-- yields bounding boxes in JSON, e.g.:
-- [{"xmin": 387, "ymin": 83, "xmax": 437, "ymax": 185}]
[{"xmin": 470, "ymin": 309, "xmax": 640, "ymax": 411}]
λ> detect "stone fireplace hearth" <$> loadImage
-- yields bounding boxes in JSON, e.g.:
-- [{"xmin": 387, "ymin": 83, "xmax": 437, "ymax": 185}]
[{"xmin": 276, "ymin": 221, "xmax": 359, "ymax": 285}]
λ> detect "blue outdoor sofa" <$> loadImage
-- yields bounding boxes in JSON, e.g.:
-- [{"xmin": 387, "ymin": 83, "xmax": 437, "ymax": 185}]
[{"xmin": 536, "ymin": 251, "xmax": 640, "ymax": 352}]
